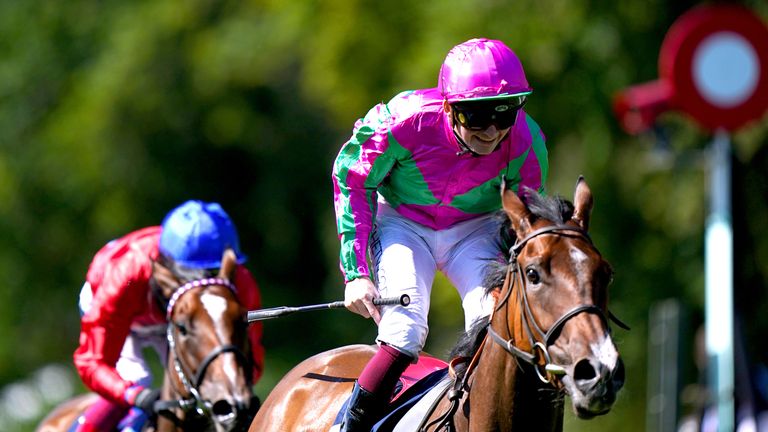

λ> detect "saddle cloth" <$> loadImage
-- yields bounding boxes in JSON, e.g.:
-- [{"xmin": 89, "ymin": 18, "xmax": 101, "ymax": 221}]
[{"xmin": 330, "ymin": 355, "xmax": 451, "ymax": 432}]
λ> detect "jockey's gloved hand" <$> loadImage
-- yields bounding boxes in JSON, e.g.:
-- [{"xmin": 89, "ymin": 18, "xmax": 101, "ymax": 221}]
[{"xmin": 125, "ymin": 385, "xmax": 161, "ymax": 413}]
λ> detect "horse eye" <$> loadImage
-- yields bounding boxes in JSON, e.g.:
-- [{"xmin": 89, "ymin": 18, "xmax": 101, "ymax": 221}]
[{"xmin": 525, "ymin": 267, "xmax": 541, "ymax": 284}]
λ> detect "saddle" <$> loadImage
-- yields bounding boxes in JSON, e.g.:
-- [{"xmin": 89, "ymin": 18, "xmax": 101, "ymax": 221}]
[{"xmin": 330, "ymin": 355, "xmax": 451, "ymax": 432}]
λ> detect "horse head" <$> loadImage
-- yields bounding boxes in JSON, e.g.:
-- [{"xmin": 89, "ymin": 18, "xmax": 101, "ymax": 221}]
[
  {"xmin": 493, "ymin": 176, "xmax": 625, "ymax": 419},
  {"xmin": 153, "ymin": 249, "xmax": 255, "ymax": 431}
]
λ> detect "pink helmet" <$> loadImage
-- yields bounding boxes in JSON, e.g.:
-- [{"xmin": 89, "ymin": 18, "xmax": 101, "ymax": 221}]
[{"xmin": 439, "ymin": 38, "xmax": 532, "ymax": 103}]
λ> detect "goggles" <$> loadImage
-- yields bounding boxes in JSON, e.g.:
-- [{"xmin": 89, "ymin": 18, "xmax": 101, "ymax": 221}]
[{"xmin": 451, "ymin": 96, "xmax": 527, "ymax": 131}]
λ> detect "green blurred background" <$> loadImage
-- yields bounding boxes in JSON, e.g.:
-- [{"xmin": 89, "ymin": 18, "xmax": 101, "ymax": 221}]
[{"xmin": 1, "ymin": 0, "xmax": 767, "ymax": 430}]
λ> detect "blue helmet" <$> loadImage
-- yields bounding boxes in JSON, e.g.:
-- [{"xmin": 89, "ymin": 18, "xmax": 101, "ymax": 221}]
[{"xmin": 159, "ymin": 200, "xmax": 247, "ymax": 269}]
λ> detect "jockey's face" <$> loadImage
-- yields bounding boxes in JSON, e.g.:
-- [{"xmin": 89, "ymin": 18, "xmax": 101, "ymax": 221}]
[
  {"xmin": 456, "ymin": 121, "xmax": 509, "ymax": 155},
  {"xmin": 446, "ymin": 101, "xmax": 511, "ymax": 155}
]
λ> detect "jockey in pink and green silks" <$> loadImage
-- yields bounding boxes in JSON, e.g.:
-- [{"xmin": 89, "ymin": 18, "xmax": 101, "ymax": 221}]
[
  {"xmin": 331, "ymin": 38, "xmax": 548, "ymax": 432},
  {"xmin": 333, "ymin": 59, "xmax": 548, "ymax": 282}
]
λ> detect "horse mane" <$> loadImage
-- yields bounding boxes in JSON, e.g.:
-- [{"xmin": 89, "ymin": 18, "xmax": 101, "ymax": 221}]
[
  {"xmin": 447, "ymin": 190, "xmax": 575, "ymax": 380},
  {"xmin": 446, "ymin": 319, "xmax": 489, "ymax": 379}
]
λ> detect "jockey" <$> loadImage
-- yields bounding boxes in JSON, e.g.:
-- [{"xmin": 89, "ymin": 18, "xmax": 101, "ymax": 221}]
[
  {"xmin": 70, "ymin": 200, "xmax": 264, "ymax": 432},
  {"xmin": 332, "ymin": 38, "xmax": 548, "ymax": 431}
]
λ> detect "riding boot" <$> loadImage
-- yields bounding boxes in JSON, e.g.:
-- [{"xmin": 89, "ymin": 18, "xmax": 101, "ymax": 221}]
[{"xmin": 339, "ymin": 381, "xmax": 386, "ymax": 432}]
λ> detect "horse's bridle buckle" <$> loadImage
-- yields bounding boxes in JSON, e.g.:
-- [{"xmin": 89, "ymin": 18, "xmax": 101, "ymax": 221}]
[{"xmin": 532, "ymin": 341, "xmax": 565, "ymax": 383}]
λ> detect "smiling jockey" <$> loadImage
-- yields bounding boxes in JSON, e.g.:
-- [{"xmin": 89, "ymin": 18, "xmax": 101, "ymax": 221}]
[
  {"xmin": 333, "ymin": 38, "xmax": 548, "ymax": 431},
  {"xmin": 71, "ymin": 201, "xmax": 264, "ymax": 432}
]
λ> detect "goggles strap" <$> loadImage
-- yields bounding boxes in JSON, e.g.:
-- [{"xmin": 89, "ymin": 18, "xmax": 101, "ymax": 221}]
[{"xmin": 452, "ymin": 126, "xmax": 479, "ymax": 157}]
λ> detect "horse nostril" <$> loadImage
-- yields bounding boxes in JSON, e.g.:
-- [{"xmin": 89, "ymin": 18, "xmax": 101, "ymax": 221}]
[
  {"xmin": 212, "ymin": 399, "xmax": 235, "ymax": 417},
  {"xmin": 573, "ymin": 358, "xmax": 597, "ymax": 382}
]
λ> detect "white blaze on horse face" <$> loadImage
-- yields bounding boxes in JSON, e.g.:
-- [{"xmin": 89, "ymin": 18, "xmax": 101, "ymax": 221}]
[
  {"xmin": 592, "ymin": 334, "xmax": 619, "ymax": 371},
  {"xmin": 569, "ymin": 246, "xmax": 619, "ymax": 369},
  {"xmin": 568, "ymin": 246, "xmax": 593, "ymax": 289},
  {"xmin": 201, "ymin": 292, "xmax": 228, "ymax": 320},
  {"xmin": 200, "ymin": 292, "xmax": 240, "ymax": 382},
  {"xmin": 569, "ymin": 246, "xmax": 589, "ymax": 268}
]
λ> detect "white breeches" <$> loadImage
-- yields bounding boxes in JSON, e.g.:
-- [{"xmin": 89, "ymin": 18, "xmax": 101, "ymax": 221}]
[{"xmin": 372, "ymin": 203, "xmax": 503, "ymax": 358}]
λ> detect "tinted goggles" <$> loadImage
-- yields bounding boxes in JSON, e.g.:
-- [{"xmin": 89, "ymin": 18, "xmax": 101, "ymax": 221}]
[{"xmin": 451, "ymin": 96, "xmax": 527, "ymax": 130}]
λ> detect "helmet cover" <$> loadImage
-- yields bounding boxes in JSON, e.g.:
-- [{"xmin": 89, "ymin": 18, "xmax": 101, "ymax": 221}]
[
  {"xmin": 439, "ymin": 38, "xmax": 532, "ymax": 103},
  {"xmin": 159, "ymin": 200, "xmax": 247, "ymax": 269}
]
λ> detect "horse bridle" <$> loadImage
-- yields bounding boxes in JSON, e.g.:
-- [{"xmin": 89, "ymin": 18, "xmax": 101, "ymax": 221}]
[
  {"xmin": 423, "ymin": 224, "xmax": 630, "ymax": 431},
  {"xmin": 487, "ymin": 224, "xmax": 629, "ymax": 384},
  {"xmin": 161, "ymin": 277, "xmax": 250, "ymax": 418}
]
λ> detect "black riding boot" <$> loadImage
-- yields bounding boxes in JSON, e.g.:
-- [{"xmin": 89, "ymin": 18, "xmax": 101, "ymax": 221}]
[{"xmin": 339, "ymin": 382, "xmax": 385, "ymax": 432}]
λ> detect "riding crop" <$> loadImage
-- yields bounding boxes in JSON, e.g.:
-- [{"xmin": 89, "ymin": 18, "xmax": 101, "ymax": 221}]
[{"xmin": 246, "ymin": 294, "xmax": 410, "ymax": 323}]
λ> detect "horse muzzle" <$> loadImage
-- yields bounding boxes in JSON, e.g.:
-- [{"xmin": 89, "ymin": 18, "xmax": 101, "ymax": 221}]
[
  {"xmin": 209, "ymin": 395, "xmax": 259, "ymax": 432},
  {"xmin": 564, "ymin": 355, "xmax": 625, "ymax": 419}
]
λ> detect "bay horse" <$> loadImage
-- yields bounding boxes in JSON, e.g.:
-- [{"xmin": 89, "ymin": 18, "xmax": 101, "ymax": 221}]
[
  {"xmin": 249, "ymin": 177, "xmax": 626, "ymax": 431},
  {"xmin": 36, "ymin": 249, "xmax": 256, "ymax": 432}
]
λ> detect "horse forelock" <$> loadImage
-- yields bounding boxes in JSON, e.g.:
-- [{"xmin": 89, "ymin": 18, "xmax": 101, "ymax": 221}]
[
  {"xmin": 482, "ymin": 193, "xmax": 575, "ymax": 293},
  {"xmin": 525, "ymin": 190, "xmax": 574, "ymax": 226}
]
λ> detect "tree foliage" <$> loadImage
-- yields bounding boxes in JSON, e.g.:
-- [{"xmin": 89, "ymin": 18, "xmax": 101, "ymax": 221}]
[{"xmin": 1, "ymin": 0, "xmax": 767, "ymax": 430}]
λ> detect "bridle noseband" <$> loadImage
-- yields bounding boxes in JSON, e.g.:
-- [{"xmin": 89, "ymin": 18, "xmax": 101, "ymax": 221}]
[
  {"xmin": 163, "ymin": 277, "xmax": 249, "ymax": 418},
  {"xmin": 488, "ymin": 224, "xmax": 629, "ymax": 384}
]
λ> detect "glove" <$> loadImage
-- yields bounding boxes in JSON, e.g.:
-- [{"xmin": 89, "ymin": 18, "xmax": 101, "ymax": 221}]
[{"xmin": 125, "ymin": 385, "xmax": 160, "ymax": 413}]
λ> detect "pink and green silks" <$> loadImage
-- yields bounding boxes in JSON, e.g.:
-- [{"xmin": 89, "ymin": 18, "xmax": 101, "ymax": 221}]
[{"xmin": 332, "ymin": 88, "xmax": 548, "ymax": 282}]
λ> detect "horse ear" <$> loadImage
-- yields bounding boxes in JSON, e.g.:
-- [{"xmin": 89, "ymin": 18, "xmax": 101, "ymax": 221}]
[
  {"xmin": 572, "ymin": 176, "xmax": 593, "ymax": 231},
  {"xmin": 218, "ymin": 249, "xmax": 237, "ymax": 281},
  {"xmin": 501, "ymin": 185, "xmax": 532, "ymax": 236},
  {"xmin": 152, "ymin": 260, "xmax": 180, "ymax": 299}
]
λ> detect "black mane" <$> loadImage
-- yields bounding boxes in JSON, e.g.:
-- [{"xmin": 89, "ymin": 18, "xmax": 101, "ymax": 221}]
[{"xmin": 446, "ymin": 191, "xmax": 575, "ymax": 379}]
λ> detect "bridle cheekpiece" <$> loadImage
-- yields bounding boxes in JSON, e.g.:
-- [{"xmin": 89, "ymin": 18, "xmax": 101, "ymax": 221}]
[{"xmin": 162, "ymin": 277, "xmax": 248, "ymax": 421}]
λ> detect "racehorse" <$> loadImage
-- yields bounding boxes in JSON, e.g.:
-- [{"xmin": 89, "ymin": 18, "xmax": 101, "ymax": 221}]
[
  {"xmin": 249, "ymin": 177, "xmax": 626, "ymax": 431},
  {"xmin": 36, "ymin": 250, "xmax": 256, "ymax": 432}
]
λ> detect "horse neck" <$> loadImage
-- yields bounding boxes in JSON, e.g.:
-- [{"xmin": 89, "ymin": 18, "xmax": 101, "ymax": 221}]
[{"xmin": 463, "ymin": 293, "xmax": 564, "ymax": 431}]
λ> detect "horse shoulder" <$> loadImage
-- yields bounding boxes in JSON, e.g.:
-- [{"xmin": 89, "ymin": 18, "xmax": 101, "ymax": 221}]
[{"xmin": 250, "ymin": 344, "xmax": 377, "ymax": 432}]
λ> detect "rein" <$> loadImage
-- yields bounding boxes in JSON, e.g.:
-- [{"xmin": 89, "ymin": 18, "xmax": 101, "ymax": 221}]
[
  {"xmin": 160, "ymin": 277, "xmax": 248, "ymax": 421},
  {"xmin": 488, "ymin": 224, "xmax": 629, "ymax": 384}
]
